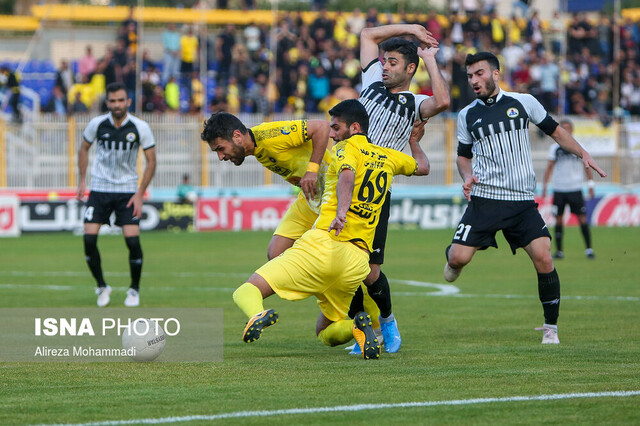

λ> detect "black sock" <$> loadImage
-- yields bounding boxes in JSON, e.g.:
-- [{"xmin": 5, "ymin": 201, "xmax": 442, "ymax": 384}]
[
  {"xmin": 83, "ymin": 234, "xmax": 106, "ymax": 287},
  {"xmin": 348, "ymin": 285, "xmax": 364, "ymax": 319},
  {"xmin": 580, "ymin": 223, "xmax": 592, "ymax": 249},
  {"xmin": 368, "ymin": 271, "xmax": 392, "ymax": 318},
  {"xmin": 538, "ymin": 269, "xmax": 560, "ymax": 325},
  {"xmin": 555, "ymin": 223, "xmax": 563, "ymax": 252},
  {"xmin": 125, "ymin": 236, "xmax": 143, "ymax": 290}
]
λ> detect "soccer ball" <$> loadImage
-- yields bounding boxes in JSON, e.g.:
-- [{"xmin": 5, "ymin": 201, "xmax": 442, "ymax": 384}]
[{"xmin": 122, "ymin": 318, "xmax": 166, "ymax": 362}]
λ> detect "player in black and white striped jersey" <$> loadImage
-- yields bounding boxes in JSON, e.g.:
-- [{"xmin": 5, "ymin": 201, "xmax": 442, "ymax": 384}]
[
  {"xmin": 347, "ymin": 24, "xmax": 449, "ymax": 354},
  {"xmin": 542, "ymin": 119, "xmax": 596, "ymax": 260},
  {"xmin": 76, "ymin": 82, "xmax": 157, "ymax": 308},
  {"xmin": 444, "ymin": 52, "xmax": 606, "ymax": 344}
]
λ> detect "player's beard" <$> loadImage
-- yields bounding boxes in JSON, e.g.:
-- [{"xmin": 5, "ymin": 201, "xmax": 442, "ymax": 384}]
[
  {"xmin": 476, "ymin": 78, "xmax": 497, "ymax": 101},
  {"xmin": 230, "ymin": 144, "xmax": 246, "ymax": 165},
  {"xmin": 110, "ymin": 107, "xmax": 127, "ymax": 119}
]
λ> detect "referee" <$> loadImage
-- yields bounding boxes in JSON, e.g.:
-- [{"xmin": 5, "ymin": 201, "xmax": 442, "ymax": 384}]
[
  {"xmin": 76, "ymin": 82, "xmax": 156, "ymax": 307},
  {"xmin": 349, "ymin": 24, "xmax": 448, "ymax": 354},
  {"xmin": 443, "ymin": 52, "xmax": 606, "ymax": 344},
  {"xmin": 542, "ymin": 119, "xmax": 595, "ymax": 259}
]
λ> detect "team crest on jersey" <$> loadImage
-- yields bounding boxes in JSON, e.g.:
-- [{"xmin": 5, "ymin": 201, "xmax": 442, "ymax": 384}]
[
  {"xmin": 126, "ymin": 132, "xmax": 136, "ymax": 142},
  {"xmin": 280, "ymin": 127, "xmax": 291, "ymax": 135},
  {"xmin": 506, "ymin": 107, "xmax": 519, "ymax": 118},
  {"xmin": 398, "ymin": 94, "xmax": 407, "ymax": 104}
]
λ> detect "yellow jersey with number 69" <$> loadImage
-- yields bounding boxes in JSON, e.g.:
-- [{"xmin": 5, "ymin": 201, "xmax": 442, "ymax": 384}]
[
  {"xmin": 251, "ymin": 120, "xmax": 331, "ymax": 213},
  {"xmin": 315, "ymin": 134, "xmax": 417, "ymax": 252}
]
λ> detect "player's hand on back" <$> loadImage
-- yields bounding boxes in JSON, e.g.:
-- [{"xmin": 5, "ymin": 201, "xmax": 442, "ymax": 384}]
[
  {"xmin": 328, "ymin": 214, "xmax": 347, "ymax": 236},
  {"xmin": 300, "ymin": 171, "xmax": 317, "ymax": 201}
]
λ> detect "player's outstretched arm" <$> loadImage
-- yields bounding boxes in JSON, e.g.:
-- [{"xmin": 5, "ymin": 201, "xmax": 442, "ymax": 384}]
[
  {"xmin": 76, "ymin": 140, "xmax": 91, "ymax": 201},
  {"xmin": 409, "ymin": 121, "xmax": 430, "ymax": 176},
  {"xmin": 417, "ymin": 47, "xmax": 450, "ymax": 120},
  {"xmin": 127, "ymin": 146, "xmax": 157, "ymax": 219},
  {"xmin": 300, "ymin": 120, "xmax": 330, "ymax": 201},
  {"xmin": 360, "ymin": 24, "xmax": 437, "ymax": 67},
  {"xmin": 550, "ymin": 125, "xmax": 607, "ymax": 178},
  {"xmin": 328, "ymin": 168, "xmax": 355, "ymax": 236}
]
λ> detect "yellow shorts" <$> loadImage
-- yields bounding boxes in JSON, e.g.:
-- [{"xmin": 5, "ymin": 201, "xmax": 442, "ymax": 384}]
[
  {"xmin": 273, "ymin": 193, "xmax": 318, "ymax": 241},
  {"xmin": 256, "ymin": 229, "xmax": 370, "ymax": 322}
]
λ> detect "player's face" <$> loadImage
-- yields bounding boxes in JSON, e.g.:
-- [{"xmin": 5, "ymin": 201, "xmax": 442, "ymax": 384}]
[
  {"xmin": 329, "ymin": 117, "xmax": 352, "ymax": 142},
  {"xmin": 208, "ymin": 136, "xmax": 245, "ymax": 166},
  {"xmin": 106, "ymin": 89, "xmax": 130, "ymax": 119},
  {"xmin": 467, "ymin": 61, "xmax": 499, "ymax": 100},
  {"xmin": 381, "ymin": 51, "xmax": 414, "ymax": 90}
]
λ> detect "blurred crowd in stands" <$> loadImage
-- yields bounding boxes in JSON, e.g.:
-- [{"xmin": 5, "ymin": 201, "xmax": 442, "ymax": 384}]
[{"xmin": 2, "ymin": 2, "xmax": 640, "ymax": 123}]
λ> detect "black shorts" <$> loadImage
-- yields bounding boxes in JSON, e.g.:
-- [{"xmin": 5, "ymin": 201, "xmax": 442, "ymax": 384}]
[
  {"xmin": 553, "ymin": 190, "xmax": 586, "ymax": 217},
  {"xmin": 84, "ymin": 191, "xmax": 139, "ymax": 227},
  {"xmin": 369, "ymin": 191, "xmax": 391, "ymax": 265},
  {"xmin": 451, "ymin": 196, "xmax": 551, "ymax": 254}
]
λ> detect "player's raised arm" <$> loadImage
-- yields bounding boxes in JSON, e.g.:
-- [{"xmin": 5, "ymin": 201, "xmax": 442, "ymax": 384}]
[
  {"xmin": 299, "ymin": 120, "xmax": 330, "ymax": 201},
  {"xmin": 328, "ymin": 168, "xmax": 355, "ymax": 237},
  {"xmin": 549, "ymin": 125, "xmax": 607, "ymax": 178},
  {"xmin": 417, "ymin": 47, "xmax": 450, "ymax": 119},
  {"xmin": 409, "ymin": 121, "xmax": 430, "ymax": 176},
  {"xmin": 360, "ymin": 24, "xmax": 437, "ymax": 68}
]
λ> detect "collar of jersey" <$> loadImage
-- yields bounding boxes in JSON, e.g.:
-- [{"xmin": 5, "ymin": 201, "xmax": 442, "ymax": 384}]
[
  {"xmin": 345, "ymin": 134, "xmax": 370, "ymax": 145},
  {"xmin": 248, "ymin": 128, "xmax": 257, "ymax": 147},
  {"xmin": 477, "ymin": 88, "xmax": 504, "ymax": 106}
]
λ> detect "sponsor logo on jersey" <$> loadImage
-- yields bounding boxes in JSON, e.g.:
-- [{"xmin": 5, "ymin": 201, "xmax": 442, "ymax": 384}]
[
  {"xmin": 473, "ymin": 118, "xmax": 482, "ymax": 126},
  {"xmin": 280, "ymin": 127, "xmax": 291, "ymax": 135},
  {"xmin": 507, "ymin": 107, "xmax": 519, "ymax": 118}
]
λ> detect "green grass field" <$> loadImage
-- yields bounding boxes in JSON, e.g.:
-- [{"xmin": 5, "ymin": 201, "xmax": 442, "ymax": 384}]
[{"xmin": 1, "ymin": 227, "xmax": 639, "ymax": 425}]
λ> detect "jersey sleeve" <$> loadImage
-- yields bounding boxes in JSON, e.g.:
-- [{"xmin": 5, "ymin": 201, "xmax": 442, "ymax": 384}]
[
  {"xmin": 513, "ymin": 92, "xmax": 559, "ymax": 135},
  {"xmin": 138, "ymin": 120, "xmax": 156, "ymax": 150},
  {"xmin": 457, "ymin": 107, "xmax": 473, "ymax": 146},
  {"xmin": 255, "ymin": 120, "xmax": 308, "ymax": 149},
  {"xmin": 414, "ymin": 94, "xmax": 431, "ymax": 122},
  {"xmin": 548, "ymin": 144, "xmax": 558, "ymax": 161},
  {"xmin": 391, "ymin": 150, "xmax": 418, "ymax": 177},
  {"xmin": 360, "ymin": 59, "xmax": 382, "ymax": 93},
  {"xmin": 82, "ymin": 116, "xmax": 101, "ymax": 143},
  {"xmin": 334, "ymin": 141, "xmax": 358, "ymax": 174}
]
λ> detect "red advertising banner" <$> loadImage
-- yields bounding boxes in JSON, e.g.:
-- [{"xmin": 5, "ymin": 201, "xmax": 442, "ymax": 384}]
[
  {"xmin": 0, "ymin": 195, "xmax": 21, "ymax": 237},
  {"xmin": 536, "ymin": 194, "xmax": 640, "ymax": 227},
  {"xmin": 195, "ymin": 197, "xmax": 295, "ymax": 231}
]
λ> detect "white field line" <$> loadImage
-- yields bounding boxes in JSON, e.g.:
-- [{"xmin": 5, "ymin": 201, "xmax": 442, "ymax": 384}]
[
  {"xmin": 38, "ymin": 390, "xmax": 640, "ymax": 426},
  {"xmin": 1, "ymin": 274, "xmax": 638, "ymax": 302}
]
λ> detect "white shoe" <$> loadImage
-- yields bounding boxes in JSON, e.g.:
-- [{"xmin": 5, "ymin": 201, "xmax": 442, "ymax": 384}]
[
  {"xmin": 95, "ymin": 285, "xmax": 112, "ymax": 307},
  {"xmin": 443, "ymin": 263, "xmax": 461, "ymax": 282},
  {"xmin": 124, "ymin": 288, "xmax": 140, "ymax": 307},
  {"xmin": 540, "ymin": 324, "xmax": 559, "ymax": 344}
]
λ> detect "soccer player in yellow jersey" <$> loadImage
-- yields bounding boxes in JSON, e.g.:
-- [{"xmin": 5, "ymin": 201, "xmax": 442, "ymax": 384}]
[
  {"xmin": 230, "ymin": 100, "xmax": 430, "ymax": 358},
  {"xmin": 200, "ymin": 113, "xmax": 330, "ymax": 260}
]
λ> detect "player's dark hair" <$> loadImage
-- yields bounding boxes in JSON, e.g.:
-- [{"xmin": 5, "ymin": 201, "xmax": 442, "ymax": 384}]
[
  {"xmin": 328, "ymin": 99, "xmax": 369, "ymax": 135},
  {"xmin": 106, "ymin": 82, "xmax": 128, "ymax": 96},
  {"xmin": 201, "ymin": 112, "xmax": 248, "ymax": 142},
  {"xmin": 465, "ymin": 51, "xmax": 500, "ymax": 71},
  {"xmin": 380, "ymin": 38, "xmax": 420, "ymax": 74}
]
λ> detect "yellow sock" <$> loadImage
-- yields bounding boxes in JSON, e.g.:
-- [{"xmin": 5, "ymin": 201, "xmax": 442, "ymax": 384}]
[
  {"xmin": 317, "ymin": 319, "xmax": 353, "ymax": 347},
  {"xmin": 232, "ymin": 282, "xmax": 264, "ymax": 319},
  {"xmin": 362, "ymin": 286, "xmax": 381, "ymax": 329}
]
